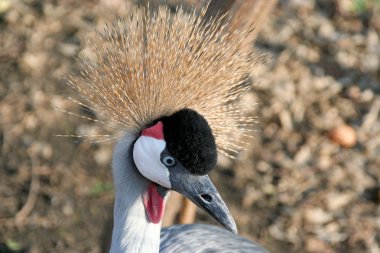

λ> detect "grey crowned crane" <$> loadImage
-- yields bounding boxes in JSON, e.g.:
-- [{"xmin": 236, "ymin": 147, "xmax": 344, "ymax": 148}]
[{"xmin": 67, "ymin": 6, "xmax": 268, "ymax": 253}]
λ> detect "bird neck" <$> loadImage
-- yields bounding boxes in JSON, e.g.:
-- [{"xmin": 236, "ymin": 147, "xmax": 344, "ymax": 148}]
[{"xmin": 110, "ymin": 133, "xmax": 163, "ymax": 253}]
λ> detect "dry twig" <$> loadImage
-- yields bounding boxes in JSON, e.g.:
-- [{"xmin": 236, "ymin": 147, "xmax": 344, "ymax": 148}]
[{"xmin": 14, "ymin": 157, "xmax": 40, "ymax": 225}]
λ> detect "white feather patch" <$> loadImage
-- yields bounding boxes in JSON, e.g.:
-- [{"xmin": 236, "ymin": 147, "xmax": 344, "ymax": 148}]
[{"xmin": 133, "ymin": 136, "xmax": 172, "ymax": 188}]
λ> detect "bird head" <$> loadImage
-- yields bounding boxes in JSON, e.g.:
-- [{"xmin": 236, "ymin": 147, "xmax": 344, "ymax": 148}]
[
  {"xmin": 68, "ymin": 6, "xmax": 256, "ymax": 236},
  {"xmin": 133, "ymin": 108, "xmax": 237, "ymax": 233}
]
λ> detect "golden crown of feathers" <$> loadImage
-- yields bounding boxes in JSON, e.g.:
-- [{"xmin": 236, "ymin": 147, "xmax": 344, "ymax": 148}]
[{"xmin": 68, "ymin": 6, "xmax": 257, "ymax": 157}]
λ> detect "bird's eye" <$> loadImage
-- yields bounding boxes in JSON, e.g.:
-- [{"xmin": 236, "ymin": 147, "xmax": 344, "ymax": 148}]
[{"xmin": 162, "ymin": 155, "xmax": 176, "ymax": 167}]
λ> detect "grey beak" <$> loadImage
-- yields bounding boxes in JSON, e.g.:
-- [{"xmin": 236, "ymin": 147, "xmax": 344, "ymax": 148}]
[{"xmin": 169, "ymin": 162, "xmax": 238, "ymax": 234}]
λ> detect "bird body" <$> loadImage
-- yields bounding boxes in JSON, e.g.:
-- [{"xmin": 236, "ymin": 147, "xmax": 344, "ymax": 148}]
[
  {"xmin": 68, "ymin": 5, "xmax": 267, "ymax": 253},
  {"xmin": 161, "ymin": 224, "xmax": 269, "ymax": 253}
]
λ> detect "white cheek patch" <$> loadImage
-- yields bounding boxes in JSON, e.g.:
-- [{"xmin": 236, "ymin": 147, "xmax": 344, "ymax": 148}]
[{"xmin": 133, "ymin": 136, "xmax": 172, "ymax": 188}]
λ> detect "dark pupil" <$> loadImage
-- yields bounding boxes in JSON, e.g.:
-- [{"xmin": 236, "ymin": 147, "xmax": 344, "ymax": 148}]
[
  {"xmin": 165, "ymin": 157, "xmax": 174, "ymax": 165},
  {"xmin": 164, "ymin": 157, "xmax": 174, "ymax": 165}
]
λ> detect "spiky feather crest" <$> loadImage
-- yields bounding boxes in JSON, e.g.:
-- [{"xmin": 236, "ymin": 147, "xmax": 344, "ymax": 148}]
[{"xmin": 68, "ymin": 6, "xmax": 256, "ymax": 157}]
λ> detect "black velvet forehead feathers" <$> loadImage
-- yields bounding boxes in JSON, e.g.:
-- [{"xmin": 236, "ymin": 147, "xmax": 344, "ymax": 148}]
[{"xmin": 160, "ymin": 109, "xmax": 217, "ymax": 175}]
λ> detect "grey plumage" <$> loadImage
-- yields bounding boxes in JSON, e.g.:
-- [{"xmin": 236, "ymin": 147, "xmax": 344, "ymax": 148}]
[{"xmin": 160, "ymin": 224, "xmax": 269, "ymax": 253}]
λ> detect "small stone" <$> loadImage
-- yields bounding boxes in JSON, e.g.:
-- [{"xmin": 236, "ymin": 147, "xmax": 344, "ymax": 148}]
[
  {"xmin": 326, "ymin": 192, "xmax": 354, "ymax": 211},
  {"xmin": 295, "ymin": 146, "xmax": 311, "ymax": 165},
  {"xmin": 42, "ymin": 144, "xmax": 53, "ymax": 159},
  {"xmin": 319, "ymin": 22, "xmax": 336, "ymax": 40},
  {"xmin": 32, "ymin": 90, "xmax": 47, "ymax": 106},
  {"xmin": 346, "ymin": 86, "xmax": 361, "ymax": 101},
  {"xmin": 279, "ymin": 110, "xmax": 293, "ymax": 131},
  {"xmin": 329, "ymin": 125, "xmax": 357, "ymax": 148},
  {"xmin": 50, "ymin": 95, "xmax": 70, "ymax": 110},
  {"xmin": 242, "ymin": 186, "xmax": 261, "ymax": 207},
  {"xmin": 58, "ymin": 43, "xmax": 79, "ymax": 57},
  {"xmin": 20, "ymin": 52, "xmax": 47, "ymax": 76},
  {"xmin": 337, "ymin": 0, "xmax": 352, "ymax": 15},
  {"xmin": 305, "ymin": 208, "xmax": 333, "ymax": 224},
  {"xmin": 217, "ymin": 154, "xmax": 232, "ymax": 168},
  {"xmin": 0, "ymin": 0, "xmax": 11, "ymax": 14},
  {"xmin": 361, "ymin": 53, "xmax": 379, "ymax": 72},
  {"xmin": 24, "ymin": 114, "xmax": 39, "ymax": 130},
  {"xmin": 336, "ymin": 50, "xmax": 357, "ymax": 69},
  {"xmin": 325, "ymin": 222, "xmax": 340, "ymax": 234},
  {"xmin": 366, "ymin": 29, "xmax": 379, "ymax": 50},
  {"xmin": 94, "ymin": 147, "xmax": 112, "ymax": 166},
  {"xmin": 306, "ymin": 237, "xmax": 334, "ymax": 253},
  {"xmin": 63, "ymin": 202, "xmax": 74, "ymax": 216},
  {"xmin": 361, "ymin": 89, "xmax": 374, "ymax": 102},
  {"xmin": 27, "ymin": 142, "xmax": 53, "ymax": 159}
]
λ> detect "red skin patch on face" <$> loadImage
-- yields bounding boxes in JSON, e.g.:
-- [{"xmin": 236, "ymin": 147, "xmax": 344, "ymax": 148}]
[
  {"xmin": 141, "ymin": 121, "xmax": 164, "ymax": 140},
  {"xmin": 143, "ymin": 182, "xmax": 166, "ymax": 224}
]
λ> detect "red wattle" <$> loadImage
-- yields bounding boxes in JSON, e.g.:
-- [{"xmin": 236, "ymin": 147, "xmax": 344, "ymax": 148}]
[
  {"xmin": 141, "ymin": 121, "xmax": 164, "ymax": 140},
  {"xmin": 143, "ymin": 182, "xmax": 165, "ymax": 224}
]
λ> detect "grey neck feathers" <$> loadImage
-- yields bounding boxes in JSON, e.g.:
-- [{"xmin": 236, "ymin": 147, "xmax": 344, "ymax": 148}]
[{"xmin": 110, "ymin": 133, "xmax": 162, "ymax": 253}]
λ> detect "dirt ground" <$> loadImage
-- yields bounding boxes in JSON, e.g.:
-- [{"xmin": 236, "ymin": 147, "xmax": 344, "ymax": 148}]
[{"xmin": 1, "ymin": 0, "xmax": 380, "ymax": 252}]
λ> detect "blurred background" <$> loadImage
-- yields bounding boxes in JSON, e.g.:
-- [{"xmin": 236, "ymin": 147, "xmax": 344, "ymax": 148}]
[{"xmin": 1, "ymin": 0, "xmax": 380, "ymax": 252}]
